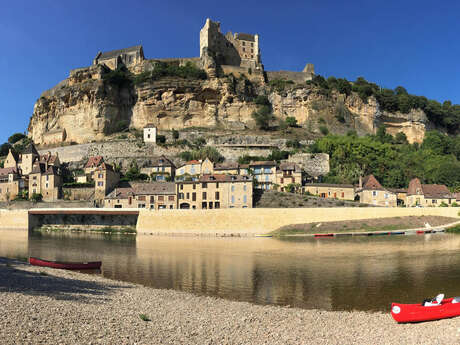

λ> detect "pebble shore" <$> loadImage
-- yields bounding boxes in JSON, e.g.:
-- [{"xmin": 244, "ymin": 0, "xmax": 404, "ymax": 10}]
[{"xmin": 1, "ymin": 257, "xmax": 458, "ymax": 345}]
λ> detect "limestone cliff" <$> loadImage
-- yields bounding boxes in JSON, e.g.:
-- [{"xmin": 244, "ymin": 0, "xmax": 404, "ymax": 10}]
[{"xmin": 28, "ymin": 66, "xmax": 429, "ymax": 145}]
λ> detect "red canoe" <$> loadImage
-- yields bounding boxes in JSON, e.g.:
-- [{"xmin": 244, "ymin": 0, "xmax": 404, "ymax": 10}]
[
  {"xmin": 29, "ymin": 257, "xmax": 102, "ymax": 270},
  {"xmin": 391, "ymin": 297, "xmax": 460, "ymax": 323}
]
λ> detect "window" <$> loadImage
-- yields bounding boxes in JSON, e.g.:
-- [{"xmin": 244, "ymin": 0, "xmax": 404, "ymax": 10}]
[
  {"xmin": 242, "ymin": 41, "xmax": 245, "ymax": 46},
  {"xmin": 158, "ymin": 196, "xmax": 164, "ymax": 202},
  {"xmin": 186, "ymin": 192, "xmax": 190, "ymax": 199},
  {"xmin": 98, "ymin": 173, "xmax": 103, "ymax": 178},
  {"xmin": 243, "ymin": 195, "xmax": 247, "ymax": 203},
  {"xmin": 243, "ymin": 185, "xmax": 247, "ymax": 191},
  {"xmin": 147, "ymin": 134, "xmax": 150, "ymax": 139},
  {"xmin": 202, "ymin": 192, "xmax": 207, "ymax": 200},
  {"xmin": 168, "ymin": 195, "xmax": 174, "ymax": 201},
  {"xmin": 231, "ymin": 185, "xmax": 235, "ymax": 192},
  {"xmin": 231, "ymin": 195, "xmax": 235, "ymax": 204},
  {"xmin": 192, "ymin": 192, "xmax": 196, "ymax": 201},
  {"xmin": 202, "ymin": 202, "xmax": 207, "ymax": 209},
  {"xmin": 180, "ymin": 184, "xmax": 184, "ymax": 190},
  {"xmin": 138, "ymin": 196, "xmax": 146, "ymax": 201},
  {"xmin": 243, "ymin": 48, "xmax": 246, "ymax": 52},
  {"xmin": 46, "ymin": 175, "xmax": 49, "ymax": 181},
  {"xmin": 280, "ymin": 178, "xmax": 284, "ymax": 184},
  {"xmin": 98, "ymin": 181, "xmax": 103, "ymax": 187},
  {"xmin": 150, "ymin": 196, "xmax": 155, "ymax": 203},
  {"xmin": 215, "ymin": 191, "xmax": 220, "ymax": 200},
  {"xmin": 209, "ymin": 202, "xmax": 213, "ymax": 209},
  {"xmin": 215, "ymin": 202, "xmax": 220, "ymax": 209},
  {"xmin": 138, "ymin": 204, "xmax": 146, "ymax": 208},
  {"xmin": 432, "ymin": 199, "xmax": 437, "ymax": 204},
  {"xmin": 341, "ymin": 192, "xmax": 344, "ymax": 198},
  {"xmin": 193, "ymin": 184, "xmax": 196, "ymax": 190},
  {"xmin": 372, "ymin": 191, "xmax": 377, "ymax": 196},
  {"xmin": 216, "ymin": 183, "xmax": 219, "ymax": 189},
  {"xmin": 179, "ymin": 193, "xmax": 184, "ymax": 199},
  {"xmin": 264, "ymin": 168, "xmax": 271, "ymax": 174},
  {"xmin": 265, "ymin": 175, "xmax": 269, "ymax": 182},
  {"xmin": 384, "ymin": 193, "xmax": 388, "ymax": 199},
  {"xmin": 202, "ymin": 183, "xmax": 207, "ymax": 189}
]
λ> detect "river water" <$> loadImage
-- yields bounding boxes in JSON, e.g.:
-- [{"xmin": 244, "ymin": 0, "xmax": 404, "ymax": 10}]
[{"xmin": 2, "ymin": 229, "xmax": 460, "ymax": 312}]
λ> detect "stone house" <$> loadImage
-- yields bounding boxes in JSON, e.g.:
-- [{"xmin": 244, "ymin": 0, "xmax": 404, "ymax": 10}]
[
  {"xmin": 275, "ymin": 163, "xmax": 302, "ymax": 192},
  {"xmin": 249, "ymin": 161, "xmax": 276, "ymax": 190},
  {"xmin": 303, "ymin": 183, "xmax": 355, "ymax": 200},
  {"xmin": 143, "ymin": 124, "xmax": 157, "ymax": 144},
  {"xmin": 140, "ymin": 155, "xmax": 176, "ymax": 181},
  {"xmin": 93, "ymin": 163, "xmax": 120, "ymax": 202},
  {"xmin": 29, "ymin": 163, "xmax": 62, "ymax": 201},
  {"xmin": 388, "ymin": 188, "xmax": 408, "ymax": 206},
  {"xmin": 406, "ymin": 178, "xmax": 454, "ymax": 207},
  {"xmin": 5, "ymin": 145, "xmax": 60, "ymax": 177},
  {"xmin": 213, "ymin": 161, "xmax": 240, "ymax": 175},
  {"xmin": 0, "ymin": 167, "xmax": 24, "ymax": 201},
  {"xmin": 104, "ymin": 182, "xmax": 176, "ymax": 210},
  {"xmin": 176, "ymin": 174, "xmax": 253, "ymax": 209},
  {"xmin": 93, "ymin": 45, "xmax": 144, "ymax": 70},
  {"xmin": 175, "ymin": 158, "xmax": 214, "ymax": 180},
  {"xmin": 357, "ymin": 175, "xmax": 397, "ymax": 207}
]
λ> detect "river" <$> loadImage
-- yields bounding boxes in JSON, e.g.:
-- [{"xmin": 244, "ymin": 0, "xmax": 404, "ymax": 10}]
[{"xmin": 2, "ymin": 229, "xmax": 460, "ymax": 311}]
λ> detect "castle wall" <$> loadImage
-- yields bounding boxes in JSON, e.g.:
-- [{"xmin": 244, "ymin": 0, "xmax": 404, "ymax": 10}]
[
  {"xmin": 221, "ymin": 65, "xmax": 264, "ymax": 82},
  {"xmin": 42, "ymin": 129, "xmax": 66, "ymax": 146},
  {"xmin": 267, "ymin": 71, "xmax": 314, "ymax": 84}
]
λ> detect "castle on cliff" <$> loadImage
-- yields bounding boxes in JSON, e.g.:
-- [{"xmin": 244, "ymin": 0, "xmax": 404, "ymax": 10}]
[{"xmin": 90, "ymin": 18, "xmax": 315, "ymax": 82}]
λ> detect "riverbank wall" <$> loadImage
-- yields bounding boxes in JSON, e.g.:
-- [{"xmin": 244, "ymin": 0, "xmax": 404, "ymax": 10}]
[
  {"xmin": 0, "ymin": 207, "xmax": 459, "ymax": 234},
  {"xmin": 136, "ymin": 207, "xmax": 460, "ymax": 235}
]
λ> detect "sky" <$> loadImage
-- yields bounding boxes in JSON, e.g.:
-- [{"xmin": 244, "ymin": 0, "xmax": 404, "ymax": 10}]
[{"xmin": 1, "ymin": 0, "xmax": 460, "ymax": 143}]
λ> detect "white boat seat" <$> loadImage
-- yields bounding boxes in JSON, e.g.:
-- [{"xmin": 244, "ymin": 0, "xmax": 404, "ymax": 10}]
[
  {"xmin": 452, "ymin": 297, "xmax": 460, "ymax": 304},
  {"xmin": 423, "ymin": 293, "xmax": 444, "ymax": 306}
]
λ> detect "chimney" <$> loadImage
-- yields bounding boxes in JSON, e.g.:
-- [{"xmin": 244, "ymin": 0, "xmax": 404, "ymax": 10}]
[{"xmin": 359, "ymin": 176, "xmax": 363, "ymax": 189}]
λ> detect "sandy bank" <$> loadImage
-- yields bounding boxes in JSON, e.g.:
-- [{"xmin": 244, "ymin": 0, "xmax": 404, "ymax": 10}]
[{"xmin": 0, "ymin": 257, "xmax": 458, "ymax": 345}]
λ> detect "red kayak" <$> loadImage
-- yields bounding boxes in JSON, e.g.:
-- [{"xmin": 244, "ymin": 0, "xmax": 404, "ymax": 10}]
[
  {"xmin": 29, "ymin": 257, "xmax": 102, "ymax": 270},
  {"xmin": 391, "ymin": 295, "xmax": 460, "ymax": 323}
]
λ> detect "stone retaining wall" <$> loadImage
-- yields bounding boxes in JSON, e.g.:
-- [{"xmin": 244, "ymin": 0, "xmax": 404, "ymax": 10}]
[{"xmin": 136, "ymin": 207, "xmax": 460, "ymax": 235}]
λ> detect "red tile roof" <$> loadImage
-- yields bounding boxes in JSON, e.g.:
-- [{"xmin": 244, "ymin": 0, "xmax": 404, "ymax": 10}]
[
  {"xmin": 361, "ymin": 174, "xmax": 385, "ymax": 191},
  {"xmin": 85, "ymin": 156, "xmax": 104, "ymax": 168},
  {"xmin": 408, "ymin": 178, "xmax": 452, "ymax": 198}
]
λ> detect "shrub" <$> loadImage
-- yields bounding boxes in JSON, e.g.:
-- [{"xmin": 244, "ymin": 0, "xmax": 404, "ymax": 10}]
[
  {"xmin": 269, "ymin": 79, "xmax": 294, "ymax": 93},
  {"xmin": 252, "ymin": 105, "xmax": 273, "ymax": 130},
  {"xmin": 254, "ymin": 95, "xmax": 271, "ymax": 106},
  {"xmin": 156, "ymin": 135, "xmax": 166, "ymax": 144},
  {"xmin": 452, "ymin": 202, "xmax": 459, "ymax": 207},
  {"xmin": 285, "ymin": 116, "xmax": 298, "ymax": 127},
  {"xmin": 172, "ymin": 128, "xmax": 179, "ymax": 140},
  {"xmin": 319, "ymin": 125, "xmax": 329, "ymax": 135},
  {"xmin": 30, "ymin": 193, "xmax": 43, "ymax": 203},
  {"xmin": 286, "ymin": 139, "xmax": 301, "ymax": 149},
  {"xmin": 114, "ymin": 120, "xmax": 129, "ymax": 133},
  {"xmin": 440, "ymin": 201, "xmax": 448, "ymax": 207},
  {"xmin": 102, "ymin": 66, "xmax": 132, "ymax": 87}
]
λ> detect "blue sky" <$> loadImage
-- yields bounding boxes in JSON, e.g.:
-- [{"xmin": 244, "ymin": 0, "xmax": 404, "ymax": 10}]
[{"xmin": 1, "ymin": 0, "xmax": 460, "ymax": 143}]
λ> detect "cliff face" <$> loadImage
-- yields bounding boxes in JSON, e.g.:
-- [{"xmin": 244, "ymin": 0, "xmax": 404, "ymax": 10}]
[{"xmin": 28, "ymin": 66, "xmax": 429, "ymax": 145}]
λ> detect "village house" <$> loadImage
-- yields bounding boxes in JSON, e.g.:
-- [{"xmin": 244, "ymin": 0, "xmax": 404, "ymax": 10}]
[
  {"xmin": 0, "ymin": 167, "xmax": 24, "ymax": 201},
  {"xmin": 4, "ymin": 145, "xmax": 60, "ymax": 176},
  {"xmin": 275, "ymin": 163, "xmax": 302, "ymax": 192},
  {"xmin": 249, "ymin": 161, "xmax": 276, "ymax": 190},
  {"xmin": 104, "ymin": 182, "xmax": 176, "ymax": 210},
  {"xmin": 80, "ymin": 155, "xmax": 105, "ymax": 182},
  {"xmin": 29, "ymin": 163, "xmax": 61, "ymax": 202},
  {"xmin": 93, "ymin": 162, "xmax": 120, "ymax": 202},
  {"xmin": 140, "ymin": 155, "xmax": 176, "ymax": 181},
  {"xmin": 303, "ymin": 183, "xmax": 355, "ymax": 200},
  {"xmin": 175, "ymin": 158, "xmax": 214, "ymax": 180},
  {"xmin": 357, "ymin": 175, "xmax": 397, "ymax": 207},
  {"xmin": 406, "ymin": 178, "xmax": 454, "ymax": 207},
  {"xmin": 213, "ymin": 161, "xmax": 240, "ymax": 175},
  {"xmin": 176, "ymin": 174, "xmax": 253, "ymax": 209},
  {"xmin": 388, "ymin": 188, "xmax": 408, "ymax": 206}
]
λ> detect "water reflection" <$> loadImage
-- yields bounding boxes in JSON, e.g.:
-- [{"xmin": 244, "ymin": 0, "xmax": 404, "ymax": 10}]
[{"xmin": 2, "ymin": 229, "xmax": 460, "ymax": 311}]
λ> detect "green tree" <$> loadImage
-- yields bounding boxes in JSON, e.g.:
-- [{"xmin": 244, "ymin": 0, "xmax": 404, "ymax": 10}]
[
  {"xmin": 252, "ymin": 105, "xmax": 273, "ymax": 130},
  {"xmin": 172, "ymin": 128, "xmax": 179, "ymax": 141},
  {"xmin": 285, "ymin": 116, "xmax": 298, "ymax": 127},
  {"xmin": 8, "ymin": 133, "xmax": 26, "ymax": 144}
]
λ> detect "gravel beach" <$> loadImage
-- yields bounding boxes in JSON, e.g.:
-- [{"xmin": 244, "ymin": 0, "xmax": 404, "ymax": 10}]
[{"xmin": 1, "ymin": 257, "xmax": 458, "ymax": 345}]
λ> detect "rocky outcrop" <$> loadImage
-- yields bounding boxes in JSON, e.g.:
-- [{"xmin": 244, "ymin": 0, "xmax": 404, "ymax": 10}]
[{"xmin": 28, "ymin": 66, "xmax": 430, "ymax": 145}]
